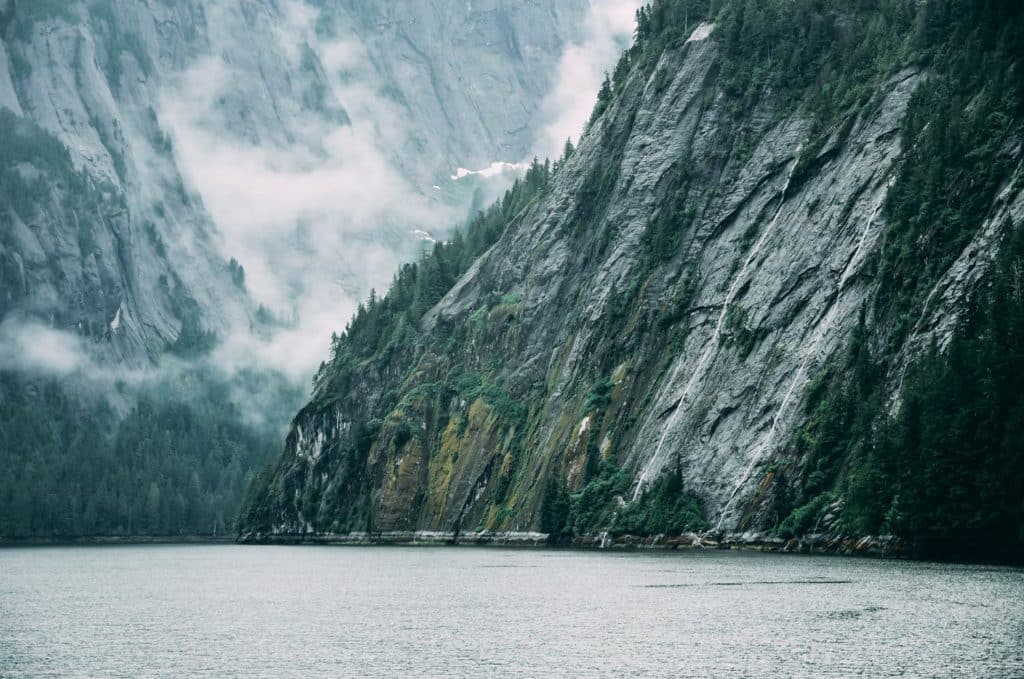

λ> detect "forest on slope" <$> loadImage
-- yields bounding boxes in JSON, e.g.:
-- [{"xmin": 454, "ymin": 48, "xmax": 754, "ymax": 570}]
[
  {"xmin": 240, "ymin": 0, "xmax": 1023, "ymax": 563},
  {"xmin": 0, "ymin": 66, "xmax": 280, "ymax": 538}
]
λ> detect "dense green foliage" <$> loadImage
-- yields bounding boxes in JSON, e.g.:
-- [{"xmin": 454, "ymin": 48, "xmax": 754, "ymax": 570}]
[
  {"xmin": 776, "ymin": 309, "xmax": 879, "ymax": 539},
  {"xmin": 568, "ymin": 461, "xmax": 631, "ymax": 536},
  {"xmin": 0, "ymin": 373, "xmax": 282, "ymax": 538},
  {"xmin": 875, "ymin": 4, "xmax": 1024, "ymax": 346},
  {"xmin": 545, "ymin": 459, "xmax": 706, "ymax": 540},
  {"xmin": 845, "ymin": 223, "xmax": 1024, "ymax": 560},
  {"xmin": 314, "ymin": 159, "xmax": 554, "ymax": 404},
  {"xmin": 785, "ymin": 222, "xmax": 1024, "ymax": 562},
  {"xmin": 627, "ymin": 0, "xmax": 1021, "ymax": 124},
  {"xmin": 0, "ymin": 108, "xmax": 98, "ymax": 227},
  {"xmin": 614, "ymin": 470, "xmax": 708, "ymax": 536}
]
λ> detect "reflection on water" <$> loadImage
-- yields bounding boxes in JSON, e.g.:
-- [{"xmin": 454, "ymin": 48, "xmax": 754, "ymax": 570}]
[{"xmin": 1, "ymin": 546, "xmax": 1022, "ymax": 678}]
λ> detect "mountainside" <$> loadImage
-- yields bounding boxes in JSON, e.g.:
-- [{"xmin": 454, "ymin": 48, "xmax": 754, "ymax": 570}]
[
  {"xmin": 240, "ymin": 0, "xmax": 1024, "ymax": 561},
  {"xmin": 0, "ymin": 0, "xmax": 592, "ymax": 538}
]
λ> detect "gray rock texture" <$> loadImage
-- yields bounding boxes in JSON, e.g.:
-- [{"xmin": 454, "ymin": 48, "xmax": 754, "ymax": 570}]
[{"xmin": 242, "ymin": 26, "xmax": 1023, "ymax": 539}]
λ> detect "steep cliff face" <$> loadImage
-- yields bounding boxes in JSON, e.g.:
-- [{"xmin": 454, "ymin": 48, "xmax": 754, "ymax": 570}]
[
  {"xmin": 323, "ymin": 0, "xmax": 590, "ymax": 177},
  {"xmin": 241, "ymin": 3, "xmax": 1024, "ymax": 546},
  {"xmin": 1, "ymin": 1, "xmax": 242, "ymax": 365}
]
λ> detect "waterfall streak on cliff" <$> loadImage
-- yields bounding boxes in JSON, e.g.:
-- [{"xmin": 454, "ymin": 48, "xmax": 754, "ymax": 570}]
[
  {"xmin": 714, "ymin": 185, "xmax": 889, "ymax": 527},
  {"xmin": 632, "ymin": 148, "xmax": 801, "ymax": 501}
]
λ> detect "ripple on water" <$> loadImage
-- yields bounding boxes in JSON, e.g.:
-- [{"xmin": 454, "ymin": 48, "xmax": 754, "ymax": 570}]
[{"xmin": 0, "ymin": 546, "xmax": 1021, "ymax": 678}]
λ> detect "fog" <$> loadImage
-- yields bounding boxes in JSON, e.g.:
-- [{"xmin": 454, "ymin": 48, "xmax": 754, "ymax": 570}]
[
  {"xmin": 534, "ymin": 0, "xmax": 644, "ymax": 159},
  {"xmin": 0, "ymin": 318, "xmax": 89, "ymax": 378},
  {"xmin": 158, "ymin": 0, "xmax": 458, "ymax": 384},
  {"xmin": 155, "ymin": 0, "xmax": 641, "ymax": 387}
]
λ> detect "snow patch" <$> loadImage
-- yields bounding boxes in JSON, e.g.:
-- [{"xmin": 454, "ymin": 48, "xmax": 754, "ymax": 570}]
[
  {"xmin": 109, "ymin": 304, "xmax": 122, "ymax": 333},
  {"xmin": 451, "ymin": 161, "xmax": 529, "ymax": 181},
  {"xmin": 577, "ymin": 414, "xmax": 592, "ymax": 437},
  {"xmin": 412, "ymin": 229, "xmax": 437, "ymax": 243},
  {"xmin": 686, "ymin": 22, "xmax": 715, "ymax": 43}
]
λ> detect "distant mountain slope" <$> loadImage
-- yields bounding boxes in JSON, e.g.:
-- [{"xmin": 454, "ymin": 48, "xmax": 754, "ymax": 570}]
[
  {"xmin": 0, "ymin": 0, "xmax": 591, "ymax": 538},
  {"xmin": 0, "ymin": 0, "xmax": 590, "ymax": 368}
]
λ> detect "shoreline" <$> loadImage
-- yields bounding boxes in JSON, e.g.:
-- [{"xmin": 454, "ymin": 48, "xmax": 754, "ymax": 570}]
[
  {"xmin": 237, "ymin": 529, "xmax": 908, "ymax": 559},
  {"xmin": 5, "ymin": 531, "xmax": 1019, "ymax": 567},
  {"xmin": 0, "ymin": 530, "xmax": 897, "ymax": 556},
  {"xmin": 0, "ymin": 535, "xmax": 236, "ymax": 547}
]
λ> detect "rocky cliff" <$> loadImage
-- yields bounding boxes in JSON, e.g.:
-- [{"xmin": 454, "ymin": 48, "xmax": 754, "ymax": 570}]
[{"xmin": 240, "ymin": 1, "xmax": 1024, "ymax": 550}]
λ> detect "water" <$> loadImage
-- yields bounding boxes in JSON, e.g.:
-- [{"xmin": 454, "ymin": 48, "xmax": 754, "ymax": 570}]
[{"xmin": 1, "ymin": 546, "xmax": 1022, "ymax": 678}]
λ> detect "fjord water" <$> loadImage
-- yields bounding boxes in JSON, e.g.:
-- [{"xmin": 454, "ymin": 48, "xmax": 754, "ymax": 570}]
[{"xmin": 1, "ymin": 547, "xmax": 1021, "ymax": 678}]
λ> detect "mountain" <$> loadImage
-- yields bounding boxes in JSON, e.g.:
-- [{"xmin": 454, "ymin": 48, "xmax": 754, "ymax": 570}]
[
  {"xmin": 240, "ymin": 0, "xmax": 1024, "ymax": 562},
  {"xmin": 0, "ymin": 0, "xmax": 595, "ymax": 538}
]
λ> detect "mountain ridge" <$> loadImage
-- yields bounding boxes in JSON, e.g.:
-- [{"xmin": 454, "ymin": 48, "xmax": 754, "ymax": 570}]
[
  {"xmin": 0, "ymin": 0, "xmax": 595, "ymax": 539},
  {"xmin": 240, "ymin": 0, "xmax": 1024, "ymax": 562}
]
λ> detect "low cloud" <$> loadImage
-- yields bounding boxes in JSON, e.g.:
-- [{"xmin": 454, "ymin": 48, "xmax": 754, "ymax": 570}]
[
  {"xmin": 158, "ymin": 1, "xmax": 459, "ymax": 384},
  {"xmin": 0, "ymin": 317, "xmax": 189, "ymax": 389},
  {"xmin": 534, "ymin": 0, "xmax": 643, "ymax": 160},
  {"xmin": 0, "ymin": 318, "xmax": 89, "ymax": 377},
  {"xmin": 154, "ymin": 0, "xmax": 642, "ymax": 386}
]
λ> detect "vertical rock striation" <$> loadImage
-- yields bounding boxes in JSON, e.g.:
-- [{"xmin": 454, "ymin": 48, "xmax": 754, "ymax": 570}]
[{"xmin": 240, "ymin": 17, "xmax": 1023, "ymax": 544}]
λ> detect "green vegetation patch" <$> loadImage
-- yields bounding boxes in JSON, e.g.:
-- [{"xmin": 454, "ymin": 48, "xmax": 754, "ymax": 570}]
[{"xmin": 612, "ymin": 471, "xmax": 708, "ymax": 536}]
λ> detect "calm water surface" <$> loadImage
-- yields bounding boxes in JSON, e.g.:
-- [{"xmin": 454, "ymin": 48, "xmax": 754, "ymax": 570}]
[{"xmin": 1, "ymin": 545, "xmax": 1022, "ymax": 677}]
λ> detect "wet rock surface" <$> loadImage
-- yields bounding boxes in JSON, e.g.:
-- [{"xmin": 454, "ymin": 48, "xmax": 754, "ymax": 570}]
[{"xmin": 244, "ymin": 20, "xmax": 1022, "ymax": 543}]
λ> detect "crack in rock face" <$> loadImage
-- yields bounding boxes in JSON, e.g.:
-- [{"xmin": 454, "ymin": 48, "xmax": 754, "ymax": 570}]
[{"xmin": 237, "ymin": 18, "xmax": 1019, "ymax": 541}]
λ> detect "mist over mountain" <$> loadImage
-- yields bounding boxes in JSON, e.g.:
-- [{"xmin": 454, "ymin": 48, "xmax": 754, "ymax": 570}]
[
  {"xmin": 240, "ymin": 0, "xmax": 1024, "ymax": 563},
  {"xmin": 2, "ymin": 2, "xmax": 1023, "ymax": 676},
  {"xmin": 0, "ymin": 0, "xmax": 639, "ymax": 537},
  {"xmin": 4, "ymin": 0, "xmax": 1021, "ymax": 565}
]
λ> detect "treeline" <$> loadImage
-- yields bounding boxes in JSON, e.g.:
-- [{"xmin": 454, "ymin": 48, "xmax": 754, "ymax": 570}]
[
  {"xmin": 846, "ymin": 223, "xmax": 1024, "ymax": 560},
  {"xmin": 755, "ymin": 1, "xmax": 1024, "ymax": 560},
  {"xmin": 0, "ymin": 374, "xmax": 279, "ymax": 538},
  {"xmin": 874, "ymin": 0, "xmax": 1024, "ymax": 346},
  {"xmin": 789, "ymin": 221, "xmax": 1024, "ymax": 562},
  {"xmin": 0, "ymin": 108, "xmax": 96, "ymax": 227},
  {"xmin": 314, "ymin": 158, "xmax": 555, "ymax": 399},
  {"xmin": 617, "ymin": 0, "xmax": 1022, "ymax": 131},
  {"xmin": 543, "ymin": 460, "xmax": 707, "ymax": 543}
]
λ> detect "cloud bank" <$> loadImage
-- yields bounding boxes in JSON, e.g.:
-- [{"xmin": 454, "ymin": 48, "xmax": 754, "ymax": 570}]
[
  {"xmin": 159, "ymin": 1, "xmax": 460, "ymax": 383},
  {"xmin": 534, "ymin": 0, "xmax": 644, "ymax": 160},
  {"xmin": 153, "ymin": 0, "xmax": 642, "ymax": 386},
  {"xmin": 0, "ymin": 318, "xmax": 89, "ymax": 378}
]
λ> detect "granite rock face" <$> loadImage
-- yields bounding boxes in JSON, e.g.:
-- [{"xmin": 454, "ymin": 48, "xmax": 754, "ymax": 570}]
[
  {"xmin": 0, "ymin": 0, "xmax": 588, "ymax": 369},
  {"xmin": 242, "ymin": 24, "xmax": 1023, "ymax": 540}
]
